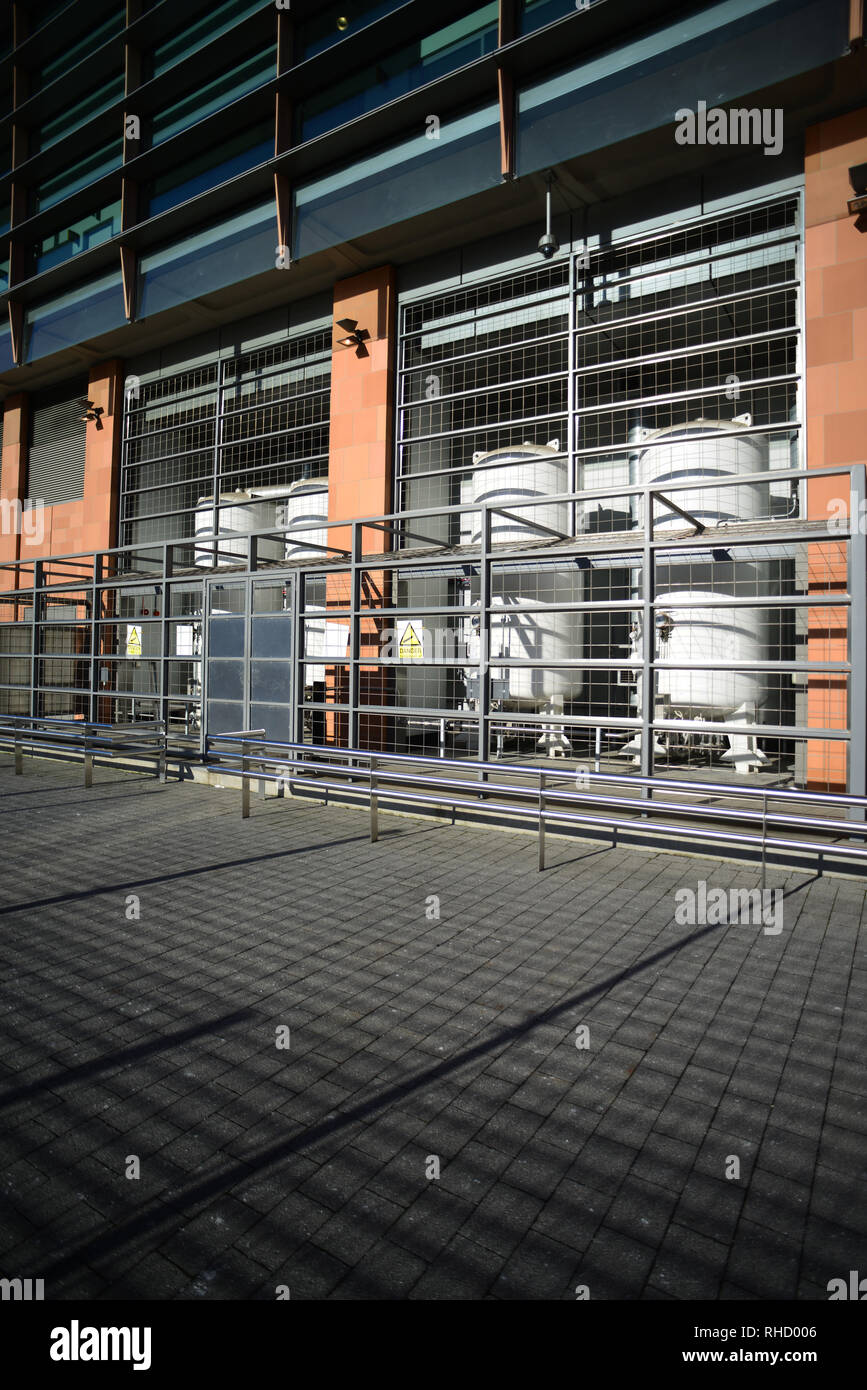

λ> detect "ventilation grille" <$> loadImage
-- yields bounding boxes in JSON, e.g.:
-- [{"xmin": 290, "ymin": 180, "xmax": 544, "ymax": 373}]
[{"xmin": 29, "ymin": 386, "xmax": 87, "ymax": 505}]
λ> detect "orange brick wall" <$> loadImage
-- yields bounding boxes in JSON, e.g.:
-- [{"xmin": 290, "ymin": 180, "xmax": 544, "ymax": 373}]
[
  {"xmin": 805, "ymin": 108, "xmax": 867, "ymax": 791},
  {"xmin": 325, "ymin": 267, "xmax": 397, "ymax": 749},
  {"xmin": 0, "ymin": 393, "xmax": 28, "ymax": 601},
  {"xmin": 0, "ymin": 361, "xmax": 123, "ymax": 591}
]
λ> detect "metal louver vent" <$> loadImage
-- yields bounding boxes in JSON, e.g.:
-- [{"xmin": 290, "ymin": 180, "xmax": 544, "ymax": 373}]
[{"xmin": 28, "ymin": 385, "xmax": 87, "ymax": 505}]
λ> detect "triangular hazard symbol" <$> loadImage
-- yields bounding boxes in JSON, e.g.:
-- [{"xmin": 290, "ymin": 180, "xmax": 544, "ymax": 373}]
[{"xmin": 398, "ymin": 623, "xmax": 423, "ymax": 659}]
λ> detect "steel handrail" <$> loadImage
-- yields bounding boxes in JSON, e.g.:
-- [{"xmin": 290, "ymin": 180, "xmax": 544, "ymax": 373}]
[
  {"xmin": 203, "ymin": 734, "xmax": 867, "ymax": 873},
  {"xmin": 0, "ymin": 716, "xmax": 167, "ymax": 785},
  {"xmin": 205, "ymin": 734, "xmax": 867, "ymax": 812}
]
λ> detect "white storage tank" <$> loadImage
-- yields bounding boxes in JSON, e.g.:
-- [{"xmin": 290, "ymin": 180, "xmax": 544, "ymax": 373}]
[
  {"xmin": 194, "ymin": 492, "xmax": 284, "ymax": 568},
  {"xmin": 281, "ymin": 479, "xmax": 329, "ymax": 561},
  {"xmin": 654, "ymin": 591, "xmax": 768, "ymax": 719},
  {"xmin": 631, "ymin": 413, "xmax": 768, "ymax": 531},
  {"xmin": 302, "ymin": 605, "xmax": 349, "ymax": 685},
  {"xmin": 466, "ymin": 441, "xmax": 569, "ymax": 544},
  {"xmin": 462, "ymin": 441, "xmax": 583, "ymax": 753},
  {"xmin": 623, "ymin": 416, "xmax": 770, "ymax": 769}
]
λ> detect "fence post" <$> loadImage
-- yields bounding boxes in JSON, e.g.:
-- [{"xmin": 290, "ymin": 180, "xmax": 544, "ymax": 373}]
[
  {"xmin": 241, "ymin": 747, "xmax": 250, "ymax": 818},
  {"xmin": 84, "ymin": 729, "xmax": 93, "ymax": 789},
  {"xmin": 370, "ymin": 755, "xmax": 378, "ymax": 844},
  {"xmin": 761, "ymin": 791, "xmax": 767, "ymax": 892},
  {"xmin": 538, "ymin": 770, "xmax": 546, "ymax": 871},
  {"xmin": 14, "ymin": 737, "xmax": 22, "ymax": 776}
]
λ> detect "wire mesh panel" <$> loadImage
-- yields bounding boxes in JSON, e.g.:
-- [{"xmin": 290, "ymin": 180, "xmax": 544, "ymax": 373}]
[
  {"xmin": 575, "ymin": 196, "xmax": 801, "ymax": 523},
  {"xmin": 120, "ymin": 329, "xmax": 331, "ymax": 555},
  {"xmin": 397, "ymin": 264, "xmax": 570, "ymax": 529}
]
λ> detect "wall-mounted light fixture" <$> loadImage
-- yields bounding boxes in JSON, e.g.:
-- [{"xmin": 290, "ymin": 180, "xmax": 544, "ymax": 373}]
[
  {"xmin": 848, "ymin": 163, "xmax": 867, "ymax": 225},
  {"xmin": 78, "ymin": 398, "xmax": 104, "ymax": 428},
  {"xmin": 336, "ymin": 318, "xmax": 370, "ymax": 355}
]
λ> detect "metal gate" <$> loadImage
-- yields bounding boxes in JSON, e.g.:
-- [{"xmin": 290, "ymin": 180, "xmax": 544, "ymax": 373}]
[{"xmin": 204, "ymin": 574, "xmax": 297, "ymax": 745}]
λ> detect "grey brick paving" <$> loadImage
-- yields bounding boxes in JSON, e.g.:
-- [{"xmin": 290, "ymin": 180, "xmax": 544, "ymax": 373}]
[{"xmin": 0, "ymin": 759, "xmax": 865, "ymax": 1299}]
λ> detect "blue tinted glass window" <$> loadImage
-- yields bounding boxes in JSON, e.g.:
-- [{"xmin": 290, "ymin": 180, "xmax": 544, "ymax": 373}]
[
  {"xmin": 520, "ymin": 0, "xmax": 603, "ymax": 35},
  {"xmin": 25, "ymin": 269, "xmax": 126, "ymax": 362},
  {"xmin": 150, "ymin": 0, "xmax": 267, "ymax": 78},
  {"xmin": 34, "ymin": 200, "xmax": 123, "ymax": 273},
  {"xmin": 295, "ymin": 103, "xmax": 499, "ymax": 259},
  {"xmin": 300, "ymin": 5, "xmax": 498, "ymax": 142},
  {"xmin": 36, "ymin": 141, "xmax": 123, "ymax": 211},
  {"xmin": 517, "ymin": 0, "xmax": 847, "ymax": 175},
  {"xmin": 40, "ymin": 74, "xmax": 125, "ymax": 151},
  {"xmin": 139, "ymin": 200, "xmax": 275, "ymax": 317},
  {"xmin": 146, "ymin": 124, "xmax": 273, "ymax": 216},
  {"xmin": 0, "ymin": 258, "xmax": 8, "ymax": 293},
  {"xmin": 151, "ymin": 48, "xmax": 275, "ymax": 146},
  {"xmin": 0, "ymin": 325, "xmax": 13, "ymax": 372},
  {"xmin": 302, "ymin": 1, "xmax": 407, "ymax": 59},
  {"xmin": 29, "ymin": 1, "xmax": 78, "ymax": 42},
  {"xmin": 38, "ymin": 8, "xmax": 125, "ymax": 86}
]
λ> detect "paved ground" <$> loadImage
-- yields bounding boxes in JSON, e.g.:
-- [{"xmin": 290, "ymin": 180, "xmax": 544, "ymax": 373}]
[{"xmin": 0, "ymin": 758, "xmax": 864, "ymax": 1301}]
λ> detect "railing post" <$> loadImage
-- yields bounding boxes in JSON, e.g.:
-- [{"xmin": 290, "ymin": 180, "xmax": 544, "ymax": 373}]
[
  {"xmin": 538, "ymin": 770, "xmax": 546, "ymax": 871},
  {"xmin": 84, "ymin": 729, "xmax": 93, "ymax": 789},
  {"xmin": 257, "ymin": 744, "xmax": 267, "ymax": 801},
  {"xmin": 370, "ymin": 754, "xmax": 378, "ymax": 843},
  {"xmin": 761, "ymin": 791, "xmax": 767, "ymax": 892},
  {"xmin": 241, "ymin": 747, "xmax": 250, "ymax": 818},
  {"xmin": 14, "ymin": 736, "xmax": 22, "ymax": 776},
  {"xmin": 157, "ymin": 729, "xmax": 167, "ymax": 784}
]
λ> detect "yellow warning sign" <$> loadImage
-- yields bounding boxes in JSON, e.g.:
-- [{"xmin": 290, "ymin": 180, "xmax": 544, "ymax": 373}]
[
  {"xmin": 398, "ymin": 622, "xmax": 424, "ymax": 660},
  {"xmin": 126, "ymin": 625, "xmax": 142, "ymax": 657}
]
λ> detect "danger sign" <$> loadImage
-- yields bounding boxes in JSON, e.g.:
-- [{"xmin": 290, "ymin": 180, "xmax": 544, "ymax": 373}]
[
  {"xmin": 126, "ymin": 625, "xmax": 142, "ymax": 657},
  {"xmin": 398, "ymin": 622, "xmax": 424, "ymax": 660}
]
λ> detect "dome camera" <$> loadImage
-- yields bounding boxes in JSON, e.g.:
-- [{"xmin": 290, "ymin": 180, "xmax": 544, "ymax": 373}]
[{"xmin": 538, "ymin": 171, "xmax": 559, "ymax": 260}]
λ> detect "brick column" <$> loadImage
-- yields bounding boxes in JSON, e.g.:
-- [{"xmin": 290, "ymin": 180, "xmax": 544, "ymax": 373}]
[
  {"xmin": 326, "ymin": 267, "xmax": 397, "ymax": 749},
  {"xmin": 804, "ymin": 109, "xmax": 867, "ymax": 792},
  {"xmin": 82, "ymin": 359, "xmax": 124, "ymax": 555},
  {"xmin": 0, "ymin": 393, "xmax": 28, "ymax": 599}
]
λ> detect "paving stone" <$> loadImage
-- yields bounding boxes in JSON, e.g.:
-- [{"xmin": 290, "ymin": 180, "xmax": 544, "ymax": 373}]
[{"xmin": 0, "ymin": 761, "xmax": 863, "ymax": 1301}]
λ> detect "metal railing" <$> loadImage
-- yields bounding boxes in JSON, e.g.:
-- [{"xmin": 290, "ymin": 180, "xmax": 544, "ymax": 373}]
[
  {"xmin": 205, "ymin": 734, "xmax": 867, "ymax": 877},
  {"xmin": 0, "ymin": 715, "xmax": 167, "ymax": 786}
]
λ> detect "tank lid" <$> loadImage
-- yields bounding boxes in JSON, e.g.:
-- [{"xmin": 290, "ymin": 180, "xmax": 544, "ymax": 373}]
[
  {"xmin": 639, "ymin": 415, "xmax": 761, "ymax": 445},
  {"xmin": 471, "ymin": 440, "xmax": 562, "ymax": 465},
  {"xmin": 286, "ymin": 478, "xmax": 329, "ymax": 495}
]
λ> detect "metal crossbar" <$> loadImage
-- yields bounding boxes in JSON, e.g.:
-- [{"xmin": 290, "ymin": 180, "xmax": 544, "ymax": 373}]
[
  {"xmin": 205, "ymin": 735, "xmax": 867, "ymax": 877},
  {"xmin": 0, "ymin": 715, "xmax": 168, "ymax": 786}
]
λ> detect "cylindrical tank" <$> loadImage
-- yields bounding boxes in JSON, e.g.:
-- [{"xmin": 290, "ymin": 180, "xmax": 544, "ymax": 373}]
[
  {"xmin": 624, "ymin": 417, "xmax": 770, "ymax": 766},
  {"xmin": 632, "ymin": 414, "xmax": 768, "ymax": 532},
  {"xmin": 467, "ymin": 442, "xmax": 569, "ymax": 544},
  {"xmin": 194, "ymin": 492, "xmax": 284, "ymax": 568},
  {"xmin": 463, "ymin": 442, "xmax": 584, "ymax": 710},
  {"xmin": 281, "ymin": 479, "xmax": 329, "ymax": 561},
  {"xmin": 486, "ymin": 594, "xmax": 583, "ymax": 705},
  {"xmin": 654, "ymin": 591, "xmax": 767, "ymax": 716},
  {"xmin": 302, "ymin": 605, "xmax": 349, "ymax": 685}
]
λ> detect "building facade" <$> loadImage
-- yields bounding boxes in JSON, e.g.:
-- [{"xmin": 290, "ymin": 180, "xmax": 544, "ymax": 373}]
[{"xmin": 1, "ymin": 0, "xmax": 866, "ymax": 796}]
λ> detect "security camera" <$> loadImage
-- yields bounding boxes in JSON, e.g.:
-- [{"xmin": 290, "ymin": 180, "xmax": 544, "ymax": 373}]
[{"xmin": 538, "ymin": 171, "xmax": 559, "ymax": 260}]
